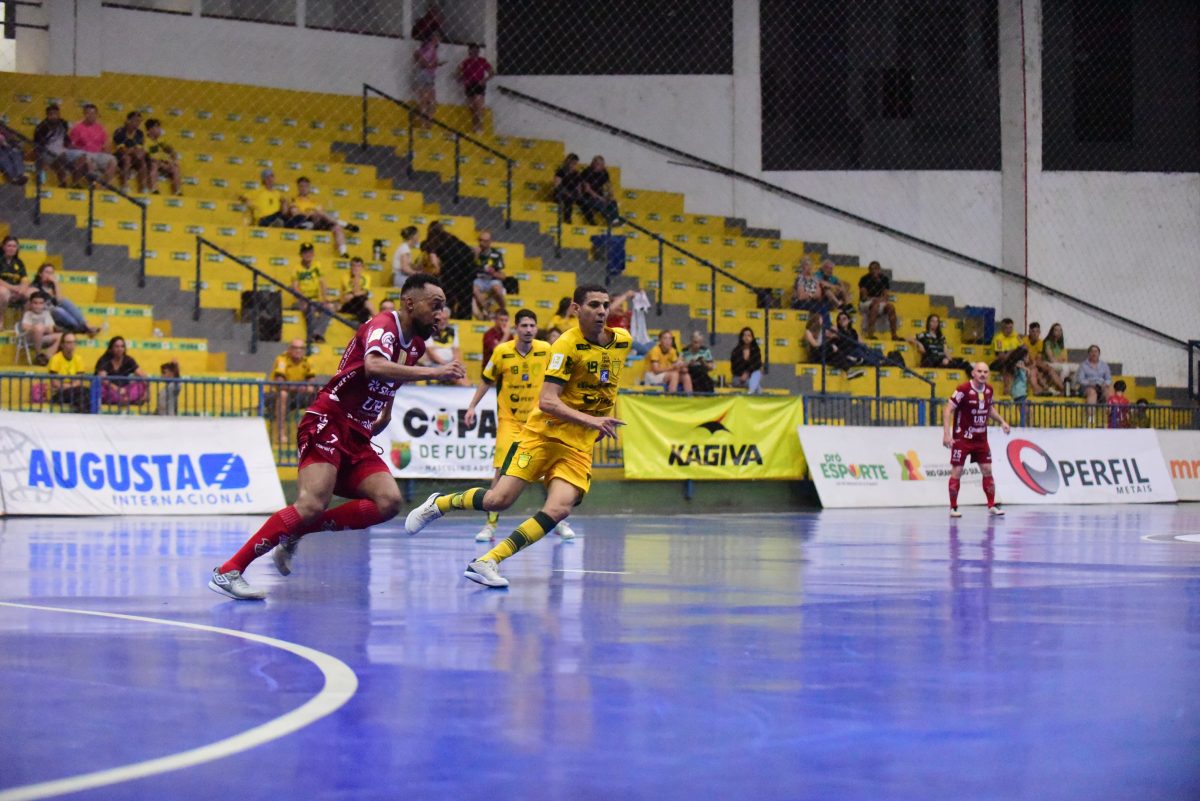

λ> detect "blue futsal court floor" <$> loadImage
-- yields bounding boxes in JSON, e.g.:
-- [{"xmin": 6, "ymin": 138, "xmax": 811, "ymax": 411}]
[{"xmin": 2, "ymin": 505, "xmax": 1199, "ymax": 801}]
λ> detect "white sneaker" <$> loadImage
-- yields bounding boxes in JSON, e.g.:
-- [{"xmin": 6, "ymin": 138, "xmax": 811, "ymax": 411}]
[
  {"xmin": 949, "ymin": 508, "xmax": 962, "ymax": 518},
  {"xmin": 554, "ymin": 519, "xmax": 576, "ymax": 540},
  {"xmin": 208, "ymin": 568, "xmax": 267, "ymax": 600},
  {"xmin": 404, "ymin": 492, "xmax": 443, "ymax": 535},
  {"xmin": 988, "ymin": 506, "xmax": 1006, "ymax": 516},
  {"xmin": 271, "ymin": 538, "xmax": 298, "ymax": 576},
  {"xmin": 475, "ymin": 522, "xmax": 497, "ymax": 542},
  {"xmin": 464, "ymin": 558, "xmax": 509, "ymax": 588}
]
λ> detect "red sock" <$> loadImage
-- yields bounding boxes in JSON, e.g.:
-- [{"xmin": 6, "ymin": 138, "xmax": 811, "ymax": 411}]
[
  {"xmin": 221, "ymin": 505, "xmax": 303, "ymax": 574},
  {"xmin": 948, "ymin": 478, "xmax": 960, "ymax": 509},
  {"xmin": 315, "ymin": 499, "xmax": 388, "ymax": 533},
  {"xmin": 983, "ymin": 476, "xmax": 996, "ymax": 507}
]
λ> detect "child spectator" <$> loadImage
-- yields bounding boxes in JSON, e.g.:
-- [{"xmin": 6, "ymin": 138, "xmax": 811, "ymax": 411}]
[
  {"xmin": 730, "ymin": 327, "xmax": 763, "ymax": 394},
  {"xmin": 95, "ymin": 335, "xmax": 148, "ymax": 406},
  {"xmin": 0, "ymin": 235, "xmax": 35, "ymax": 309},
  {"xmin": 291, "ymin": 243, "xmax": 335, "ymax": 343},
  {"xmin": 21, "ymin": 291, "xmax": 62, "ymax": 366},
  {"xmin": 552, "ymin": 154, "xmax": 584, "ymax": 224},
  {"xmin": 1108, "ymin": 380, "xmax": 1131, "ymax": 429},
  {"xmin": 112, "ymin": 111, "xmax": 148, "ymax": 193},
  {"xmin": 68, "ymin": 103, "xmax": 118, "ymax": 184},
  {"xmin": 457, "ymin": 44, "xmax": 495, "ymax": 134},
  {"xmin": 47, "ymin": 332, "xmax": 90, "ymax": 413},
  {"xmin": 391, "ymin": 225, "xmax": 420, "ymax": 286},
  {"xmin": 157, "ymin": 360, "xmax": 181, "ymax": 416},
  {"xmin": 338, "ymin": 256, "xmax": 374, "ymax": 323},
  {"xmin": 32, "ymin": 263, "xmax": 100, "ymax": 335},
  {"xmin": 144, "ymin": 118, "xmax": 182, "ymax": 195}
]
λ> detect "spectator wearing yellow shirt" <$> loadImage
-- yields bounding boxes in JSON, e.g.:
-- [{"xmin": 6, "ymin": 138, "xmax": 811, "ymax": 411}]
[
  {"xmin": 643, "ymin": 330, "xmax": 691, "ymax": 394},
  {"xmin": 266, "ymin": 338, "xmax": 317, "ymax": 448},
  {"xmin": 339, "ymin": 256, "xmax": 374, "ymax": 323},
  {"xmin": 238, "ymin": 169, "xmax": 292, "ymax": 227},
  {"xmin": 47, "ymin": 332, "xmax": 90, "ymax": 413},
  {"xmin": 144, "ymin": 118, "xmax": 182, "ymax": 196},
  {"xmin": 546, "ymin": 296, "xmax": 578, "ymax": 337},
  {"xmin": 288, "ymin": 176, "xmax": 357, "ymax": 257},
  {"xmin": 989, "ymin": 317, "xmax": 1027, "ymax": 395},
  {"xmin": 291, "ymin": 243, "xmax": 335, "ymax": 343}
]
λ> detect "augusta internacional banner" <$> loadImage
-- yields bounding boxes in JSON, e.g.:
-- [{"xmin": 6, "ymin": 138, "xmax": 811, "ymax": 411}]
[
  {"xmin": 0, "ymin": 411, "xmax": 285, "ymax": 516},
  {"xmin": 374, "ymin": 385, "xmax": 497, "ymax": 479}
]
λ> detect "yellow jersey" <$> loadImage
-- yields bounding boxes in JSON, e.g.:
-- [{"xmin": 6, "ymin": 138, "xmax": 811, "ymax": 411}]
[
  {"xmin": 146, "ymin": 136, "xmax": 175, "ymax": 159},
  {"xmin": 244, "ymin": 186, "xmax": 285, "ymax": 219},
  {"xmin": 1022, "ymin": 336, "xmax": 1044, "ymax": 359},
  {"xmin": 271, "ymin": 353, "xmax": 315, "ymax": 383},
  {"xmin": 548, "ymin": 313, "xmax": 578, "ymax": 333},
  {"xmin": 522, "ymin": 325, "xmax": 630, "ymax": 452},
  {"xmin": 48, "ymin": 352, "xmax": 86, "ymax": 376},
  {"xmin": 483, "ymin": 338, "xmax": 551, "ymax": 425},
  {"xmin": 340, "ymin": 271, "xmax": 371, "ymax": 298},
  {"xmin": 992, "ymin": 331, "xmax": 1022, "ymax": 355},
  {"xmin": 292, "ymin": 262, "xmax": 324, "ymax": 300},
  {"xmin": 291, "ymin": 193, "xmax": 322, "ymax": 215},
  {"xmin": 646, "ymin": 344, "xmax": 678, "ymax": 370}
]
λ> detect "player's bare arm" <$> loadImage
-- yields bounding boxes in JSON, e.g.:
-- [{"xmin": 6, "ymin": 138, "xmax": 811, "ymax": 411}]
[
  {"xmin": 942, "ymin": 398, "xmax": 958, "ymax": 448},
  {"xmin": 463, "ymin": 378, "xmax": 492, "ymax": 428},
  {"xmin": 538, "ymin": 380, "xmax": 625, "ymax": 440},
  {"xmin": 989, "ymin": 406, "xmax": 1011, "ymax": 434},
  {"xmin": 364, "ymin": 351, "xmax": 464, "ymax": 383}
]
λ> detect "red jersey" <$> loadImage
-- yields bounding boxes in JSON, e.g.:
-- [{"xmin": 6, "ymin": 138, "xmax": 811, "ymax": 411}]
[
  {"xmin": 460, "ymin": 56, "xmax": 492, "ymax": 86},
  {"xmin": 310, "ymin": 311, "xmax": 426, "ymax": 435},
  {"xmin": 949, "ymin": 381, "xmax": 994, "ymax": 441}
]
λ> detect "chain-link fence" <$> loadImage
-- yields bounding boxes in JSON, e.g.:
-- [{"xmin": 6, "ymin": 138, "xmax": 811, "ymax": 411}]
[{"xmin": 0, "ymin": 0, "xmax": 1196, "ymax": 408}]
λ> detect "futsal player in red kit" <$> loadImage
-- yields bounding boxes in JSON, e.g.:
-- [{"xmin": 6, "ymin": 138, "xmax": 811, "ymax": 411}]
[
  {"xmin": 943, "ymin": 361, "xmax": 1011, "ymax": 518},
  {"xmin": 209, "ymin": 274, "xmax": 465, "ymax": 600}
]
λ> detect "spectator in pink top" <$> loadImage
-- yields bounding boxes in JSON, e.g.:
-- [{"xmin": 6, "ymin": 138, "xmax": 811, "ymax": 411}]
[
  {"xmin": 68, "ymin": 104, "xmax": 117, "ymax": 184},
  {"xmin": 412, "ymin": 31, "xmax": 446, "ymax": 130},
  {"xmin": 457, "ymin": 44, "xmax": 495, "ymax": 134}
]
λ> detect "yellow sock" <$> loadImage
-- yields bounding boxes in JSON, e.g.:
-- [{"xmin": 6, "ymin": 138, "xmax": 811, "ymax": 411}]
[
  {"xmin": 483, "ymin": 511, "xmax": 556, "ymax": 563},
  {"xmin": 435, "ymin": 487, "xmax": 485, "ymax": 514},
  {"xmin": 487, "ymin": 510, "xmax": 500, "ymax": 526}
]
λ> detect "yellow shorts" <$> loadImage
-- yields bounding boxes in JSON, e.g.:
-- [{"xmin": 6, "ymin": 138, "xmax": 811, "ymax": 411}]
[
  {"xmin": 500, "ymin": 433, "xmax": 593, "ymax": 496},
  {"xmin": 493, "ymin": 419, "xmax": 525, "ymax": 470}
]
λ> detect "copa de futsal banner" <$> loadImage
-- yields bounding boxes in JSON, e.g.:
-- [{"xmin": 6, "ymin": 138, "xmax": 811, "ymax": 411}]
[
  {"xmin": 0, "ymin": 411, "xmax": 285, "ymax": 516},
  {"xmin": 374, "ymin": 385, "xmax": 497, "ymax": 479},
  {"xmin": 622, "ymin": 395, "xmax": 807, "ymax": 480}
]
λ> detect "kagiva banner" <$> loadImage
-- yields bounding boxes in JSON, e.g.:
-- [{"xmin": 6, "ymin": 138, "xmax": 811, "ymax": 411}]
[
  {"xmin": 0, "ymin": 411, "xmax": 285, "ymax": 516},
  {"xmin": 623, "ymin": 395, "xmax": 807, "ymax": 480},
  {"xmin": 798, "ymin": 425, "xmax": 985, "ymax": 508},
  {"xmin": 990, "ymin": 429, "xmax": 1176, "ymax": 504},
  {"xmin": 1156, "ymin": 430, "xmax": 1200, "ymax": 502},
  {"xmin": 374, "ymin": 385, "xmax": 498, "ymax": 479}
]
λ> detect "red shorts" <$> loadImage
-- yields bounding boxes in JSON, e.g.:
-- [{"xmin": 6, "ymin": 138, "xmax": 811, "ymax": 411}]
[
  {"xmin": 950, "ymin": 438, "xmax": 991, "ymax": 467},
  {"xmin": 297, "ymin": 409, "xmax": 391, "ymax": 498}
]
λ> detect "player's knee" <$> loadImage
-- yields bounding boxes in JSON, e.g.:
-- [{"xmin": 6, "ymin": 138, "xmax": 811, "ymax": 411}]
[
  {"xmin": 373, "ymin": 492, "xmax": 402, "ymax": 521},
  {"xmin": 481, "ymin": 488, "xmax": 514, "ymax": 512},
  {"xmin": 293, "ymin": 496, "xmax": 325, "ymax": 522}
]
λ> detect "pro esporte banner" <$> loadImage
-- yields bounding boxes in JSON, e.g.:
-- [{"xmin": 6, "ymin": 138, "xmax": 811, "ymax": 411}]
[
  {"xmin": 622, "ymin": 395, "xmax": 807, "ymax": 480},
  {"xmin": 374, "ymin": 385, "xmax": 498, "ymax": 479},
  {"xmin": 0, "ymin": 411, "xmax": 285, "ymax": 516}
]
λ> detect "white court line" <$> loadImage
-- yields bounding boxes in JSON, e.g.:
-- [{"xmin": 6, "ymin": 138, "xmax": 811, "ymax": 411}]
[
  {"xmin": 0, "ymin": 601, "xmax": 358, "ymax": 801},
  {"xmin": 552, "ymin": 569, "xmax": 630, "ymax": 575}
]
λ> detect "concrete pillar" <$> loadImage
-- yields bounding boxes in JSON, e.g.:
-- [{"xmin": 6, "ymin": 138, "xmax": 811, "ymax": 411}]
[{"xmin": 47, "ymin": 0, "xmax": 102, "ymax": 77}]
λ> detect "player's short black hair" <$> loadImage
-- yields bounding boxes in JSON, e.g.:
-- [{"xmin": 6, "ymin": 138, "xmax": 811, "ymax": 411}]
[
  {"xmin": 401, "ymin": 273, "xmax": 442, "ymax": 296},
  {"xmin": 515, "ymin": 308, "xmax": 537, "ymax": 325},
  {"xmin": 573, "ymin": 283, "xmax": 608, "ymax": 304}
]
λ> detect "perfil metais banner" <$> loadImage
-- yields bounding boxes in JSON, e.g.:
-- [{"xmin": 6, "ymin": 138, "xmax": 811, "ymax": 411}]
[
  {"xmin": 0, "ymin": 411, "xmax": 285, "ymax": 516},
  {"xmin": 374, "ymin": 385, "xmax": 498, "ymax": 479},
  {"xmin": 798, "ymin": 425, "xmax": 984, "ymax": 508},
  {"xmin": 623, "ymin": 395, "xmax": 807, "ymax": 480}
]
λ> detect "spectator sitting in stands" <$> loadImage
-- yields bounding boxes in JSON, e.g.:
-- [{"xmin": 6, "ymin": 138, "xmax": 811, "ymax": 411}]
[
  {"xmin": 472, "ymin": 229, "xmax": 507, "ymax": 319},
  {"xmin": 911, "ymin": 313, "xmax": 971, "ymax": 377},
  {"xmin": 47, "ymin": 332, "xmax": 90, "ymax": 413},
  {"xmin": 989, "ymin": 317, "xmax": 1027, "ymax": 395},
  {"xmin": 379, "ymin": 298, "xmax": 396, "ymax": 313},
  {"xmin": 644, "ymin": 330, "xmax": 691, "ymax": 394},
  {"xmin": 1076, "ymin": 344, "xmax": 1113, "ymax": 408},
  {"xmin": 827, "ymin": 311, "xmax": 868, "ymax": 374},
  {"xmin": 579, "ymin": 156, "xmax": 620, "ymax": 224},
  {"xmin": 33, "ymin": 263, "xmax": 100, "ymax": 336},
  {"xmin": 144, "ymin": 118, "xmax": 182, "ymax": 195},
  {"xmin": 112, "ymin": 111, "xmax": 148, "ymax": 193},
  {"xmin": 1041, "ymin": 322, "xmax": 1074, "ymax": 393},
  {"xmin": 858, "ymin": 260, "xmax": 900, "ymax": 341},
  {"xmin": 457, "ymin": 44, "xmax": 495, "ymax": 134},
  {"xmin": 816, "ymin": 260, "xmax": 853, "ymax": 312},
  {"xmin": 1108, "ymin": 379, "xmax": 1131, "ymax": 429},
  {"xmin": 157, "ymin": 360, "xmax": 181, "ymax": 416},
  {"xmin": 791, "ymin": 258, "xmax": 829, "ymax": 315},
  {"xmin": 96, "ymin": 335, "xmax": 147, "ymax": 406},
  {"xmin": 33, "ymin": 104, "xmax": 85, "ymax": 187},
  {"xmin": 553, "ymin": 153, "xmax": 584, "ymax": 224},
  {"xmin": 1024, "ymin": 321, "xmax": 1064, "ymax": 395},
  {"xmin": 338, "ymin": 256, "xmax": 374, "ymax": 324},
  {"xmin": 238, "ymin": 169, "xmax": 292, "ymax": 227},
  {"xmin": 288, "ymin": 176, "xmax": 357, "ymax": 258},
  {"xmin": 412, "ymin": 30, "xmax": 446, "ymax": 130},
  {"xmin": 266, "ymin": 339, "xmax": 316, "ymax": 447},
  {"xmin": 682, "ymin": 331, "xmax": 715, "ymax": 393},
  {"xmin": 0, "ymin": 123, "xmax": 27, "ymax": 185},
  {"xmin": 803, "ymin": 314, "xmax": 827, "ymax": 363},
  {"xmin": 68, "ymin": 103, "xmax": 118, "ymax": 185},
  {"xmin": 21, "ymin": 291, "xmax": 61, "ymax": 366},
  {"xmin": 730, "ymin": 327, "xmax": 763, "ymax": 394},
  {"xmin": 0, "ymin": 235, "xmax": 35, "ymax": 309},
  {"xmin": 421, "ymin": 313, "xmax": 471, "ymax": 386},
  {"xmin": 481, "ymin": 308, "xmax": 509, "ymax": 369},
  {"xmin": 547, "ymin": 296, "xmax": 578, "ymax": 337},
  {"xmin": 391, "ymin": 225, "xmax": 420, "ymax": 286},
  {"xmin": 1131, "ymin": 398, "xmax": 1152, "ymax": 428},
  {"xmin": 423, "ymin": 221, "xmax": 475, "ymax": 319},
  {"xmin": 291, "ymin": 243, "xmax": 335, "ymax": 343}
]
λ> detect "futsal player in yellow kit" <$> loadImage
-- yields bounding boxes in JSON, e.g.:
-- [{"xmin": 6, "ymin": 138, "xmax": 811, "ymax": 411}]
[
  {"xmin": 405, "ymin": 284, "xmax": 628, "ymax": 587},
  {"xmin": 463, "ymin": 307, "xmax": 574, "ymax": 542}
]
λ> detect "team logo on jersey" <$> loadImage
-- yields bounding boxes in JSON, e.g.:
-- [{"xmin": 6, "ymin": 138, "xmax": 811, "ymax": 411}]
[
  {"xmin": 1006, "ymin": 439, "xmax": 1060, "ymax": 495},
  {"xmin": 516, "ymin": 452, "xmax": 532, "ymax": 469},
  {"xmin": 549, "ymin": 353, "xmax": 565, "ymax": 371}
]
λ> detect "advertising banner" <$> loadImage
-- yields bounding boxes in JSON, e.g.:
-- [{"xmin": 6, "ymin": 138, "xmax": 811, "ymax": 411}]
[
  {"xmin": 1156, "ymin": 431, "xmax": 1200, "ymax": 502},
  {"xmin": 623, "ymin": 395, "xmax": 806, "ymax": 480},
  {"xmin": 374, "ymin": 385, "xmax": 497, "ymax": 479},
  {"xmin": 992, "ymin": 429, "xmax": 1176, "ymax": 504},
  {"xmin": 799, "ymin": 426, "xmax": 984, "ymax": 508},
  {"xmin": 0, "ymin": 411, "xmax": 285, "ymax": 516}
]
